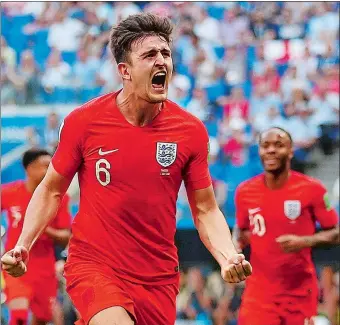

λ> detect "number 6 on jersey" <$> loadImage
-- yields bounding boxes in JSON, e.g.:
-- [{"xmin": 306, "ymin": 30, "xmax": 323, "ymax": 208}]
[{"xmin": 96, "ymin": 159, "xmax": 111, "ymax": 186}]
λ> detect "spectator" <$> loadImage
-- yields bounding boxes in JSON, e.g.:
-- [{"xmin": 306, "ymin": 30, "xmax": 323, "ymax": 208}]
[
  {"xmin": 180, "ymin": 267, "xmax": 213, "ymax": 321},
  {"xmin": 220, "ymin": 46, "xmax": 247, "ymax": 86},
  {"xmin": 253, "ymin": 105, "xmax": 286, "ymax": 133},
  {"xmin": 191, "ymin": 47, "xmax": 217, "ymax": 88},
  {"xmin": 168, "ymin": 73, "xmax": 191, "ymax": 107},
  {"xmin": 194, "ymin": 5, "xmax": 221, "ymax": 45},
  {"xmin": 280, "ymin": 65, "xmax": 311, "ymax": 102},
  {"xmin": 41, "ymin": 50, "xmax": 72, "ymax": 91},
  {"xmin": 96, "ymin": 46, "xmax": 121, "ymax": 95},
  {"xmin": 25, "ymin": 126, "xmax": 42, "ymax": 149},
  {"xmin": 16, "ymin": 50, "xmax": 41, "ymax": 104},
  {"xmin": 286, "ymin": 103, "xmax": 319, "ymax": 173},
  {"xmin": 249, "ymin": 9, "xmax": 276, "ymax": 39},
  {"xmin": 0, "ymin": 58, "xmax": 25, "ymax": 105},
  {"xmin": 48, "ymin": 10, "xmax": 85, "ymax": 52},
  {"xmin": 186, "ymin": 88, "xmax": 210, "ymax": 121},
  {"xmin": 291, "ymin": 45, "xmax": 319, "ymax": 80},
  {"xmin": 73, "ymin": 48, "xmax": 101, "ymax": 89},
  {"xmin": 223, "ymin": 87, "xmax": 249, "ymax": 122},
  {"xmin": 249, "ymin": 83, "xmax": 281, "ymax": 118},
  {"xmin": 318, "ymin": 44, "xmax": 339, "ymax": 71},
  {"xmin": 1, "ymin": 37, "xmax": 16, "ymax": 68},
  {"xmin": 222, "ymin": 118, "xmax": 249, "ymax": 166},
  {"xmin": 276, "ymin": 7, "xmax": 305, "ymax": 40},
  {"xmin": 113, "ymin": 2, "xmax": 141, "ymax": 23},
  {"xmin": 308, "ymin": 3, "xmax": 339, "ymax": 43},
  {"xmin": 212, "ymin": 295, "xmax": 235, "ymax": 325},
  {"xmin": 43, "ymin": 112, "xmax": 61, "ymax": 153},
  {"xmin": 253, "ymin": 62, "xmax": 281, "ymax": 93},
  {"xmin": 219, "ymin": 7, "xmax": 249, "ymax": 47}
]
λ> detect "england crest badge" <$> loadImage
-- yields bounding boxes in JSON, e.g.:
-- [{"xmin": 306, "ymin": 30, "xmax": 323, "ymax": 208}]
[
  {"xmin": 156, "ymin": 142, "xmax": 177, "ymax": 167},
  {"xmin": 284, "ymin": 200, "xmax": 301, "ymax": 220}
]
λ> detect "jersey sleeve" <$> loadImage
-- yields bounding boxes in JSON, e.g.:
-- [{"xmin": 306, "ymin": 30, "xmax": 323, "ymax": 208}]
[
  {"xmin": 1, "ymin": 185, "xmax": 9, "ymax": 211},
  {"xmin": 51, "ymin": 109, "xmax": 86, "ymax": 179},
  {"xmin": 311, "ymin": 182, "xmax": 339, "ymax": 228},
  {"xmin": 235, "ymin": 185, "xmax": 250, "ymax": 230},
  {"xmin": 51, "ymin": 194, "xmax": 72, "ymax": 229},
  {"xmin": 183, "ymin": 121, "xmax": 212, "ymax": 191}
]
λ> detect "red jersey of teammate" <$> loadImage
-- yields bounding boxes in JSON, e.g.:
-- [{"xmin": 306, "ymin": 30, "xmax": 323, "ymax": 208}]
[
  {"xmin": 1, "ymin": 180, "xmax": 71, "ymax": 278},
  {"xmin": 52, "ymin": 90, "xmax": 211, "ymax": 286},
  {"xmin": 235, "ymin": 171, "xmax": 338, "ymax": 298}
]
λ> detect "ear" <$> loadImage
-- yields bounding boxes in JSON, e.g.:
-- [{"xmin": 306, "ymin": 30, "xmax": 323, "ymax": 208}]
[
  {"xmin": 117, "ymin": 62, "xmax": 131, "ymax": 81},
  {"xmin": 288, "ymin": 147, "xmax": 294, "ymax": 159}
]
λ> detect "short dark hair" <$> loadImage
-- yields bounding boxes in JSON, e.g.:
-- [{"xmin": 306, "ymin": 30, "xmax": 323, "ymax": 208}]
[
  {"xmin": 110, "ymin": 13, "xmax": 173, "ymax": 64},
  {"xmin": 259, "ymin": 127, "xmax": 293, "ymax": 145},
  {"xmin": 22, "ymin": 148, "xmax": 51, "ymax": 169}
]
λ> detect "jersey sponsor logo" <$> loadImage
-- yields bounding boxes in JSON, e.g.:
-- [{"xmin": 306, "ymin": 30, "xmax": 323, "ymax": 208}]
[
  {"xmin": 156, "ymin": 142, "xmax": 177, "ymax": 167},
  {"xmin": 323, "ymin": 192, "xmax": 332, "ymax": 211},
  {"xmin": 98, "ymin": 148, "xmax": 119, "ymax": 156},
  {"xmin": 284, "ymin": 200, "xmax": 301, "ymax": 220}
]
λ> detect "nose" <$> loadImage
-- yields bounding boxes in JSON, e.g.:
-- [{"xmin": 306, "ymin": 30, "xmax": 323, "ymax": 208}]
[
  {"xmin": 155, "ymin": 52, "xmax": 165, "ymax": 66},
  {"xmin": 266, "ymin": 144, "xmax": 276, "ymax": 154}
]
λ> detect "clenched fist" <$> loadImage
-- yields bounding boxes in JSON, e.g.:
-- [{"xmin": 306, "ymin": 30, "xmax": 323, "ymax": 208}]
[
  {"xmin": 221, "ymin": 253, "xmax": 252, "ymax": 283},
  {"xmin": 1, "ymin": 246, "xmax": 29, "ymax": 277}
]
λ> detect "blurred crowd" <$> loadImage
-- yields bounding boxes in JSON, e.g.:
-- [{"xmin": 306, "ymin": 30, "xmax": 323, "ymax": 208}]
[{"xmin": 1, "ymin": 2, "xmax": 339, "ymax": 324}]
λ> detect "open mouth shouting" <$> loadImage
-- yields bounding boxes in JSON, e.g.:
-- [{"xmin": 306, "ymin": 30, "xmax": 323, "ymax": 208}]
[{"xmin": 151, "ymin": 71, "xmax": 167, "ymax": 91}]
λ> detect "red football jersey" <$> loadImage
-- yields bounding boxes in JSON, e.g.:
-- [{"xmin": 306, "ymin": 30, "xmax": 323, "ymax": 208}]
[
  {"xmin": 1, "ymin": 180, "xmax": 71, "ymax": 278},
  {"xmin": 52, "ymin": 91, "xmax": 211, "ymax": 285},
  {"xmin": 235, "ymin": 171, "xmax": 338, "ymax": 298}
]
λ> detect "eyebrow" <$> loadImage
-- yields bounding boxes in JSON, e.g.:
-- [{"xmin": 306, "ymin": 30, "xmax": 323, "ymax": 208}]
[{"xmin": 140, "ymin": 48, "xmax": 171, "ymax": 56}]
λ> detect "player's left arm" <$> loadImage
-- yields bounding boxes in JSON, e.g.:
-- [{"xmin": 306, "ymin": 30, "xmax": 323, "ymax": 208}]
[
  {"xmin": 184, "ymin": 121, "xmax": 251, "ymax": 283},
  {"xmin": 45, "ymin": 194, "xmax": 72, "ymax": 248},
  {"xmin": 276, "ymin": 184, "xmax": 339, "ymax": 252},
  {"xmin": 186, "ymin": 185, "xmax": 252, "ymax": 283}
]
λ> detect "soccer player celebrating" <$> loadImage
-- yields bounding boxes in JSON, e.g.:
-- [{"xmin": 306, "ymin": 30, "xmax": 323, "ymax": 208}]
[
  {"xmin": 1, "ymin": 149, "xmax": 71, "ymax": 325},
  {"xmin": 1, "ymin": 14, "xmax": 251, "ymax": 325},
  {"xmin": 234, "ymin": 127, "xmax": 339, "ymax": 325}
]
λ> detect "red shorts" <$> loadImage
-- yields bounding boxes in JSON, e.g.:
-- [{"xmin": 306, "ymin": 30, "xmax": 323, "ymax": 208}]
[
  {"xmin": 238, "ymin": 290, "xmax": 318, "ymax": 325},
  {"xmin": 64, "ymin": 259, "xmax": 179, "ymax": 325},
  {"xmin": 3, "ymin": 273, "xmax": 57, "ymax": 321}
]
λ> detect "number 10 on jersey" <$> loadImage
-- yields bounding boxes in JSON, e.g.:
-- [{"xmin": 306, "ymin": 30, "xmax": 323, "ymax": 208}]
[{"xmin": 249, "ymin": 213, "xmax": 266, "ymax": 236}]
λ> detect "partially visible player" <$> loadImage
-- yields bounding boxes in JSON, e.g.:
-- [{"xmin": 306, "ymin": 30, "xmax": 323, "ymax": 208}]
[
  {"xmin": 2, "ymin": 13, "xmax": 251, "ymax": 325},
  {"xmin": 1, "ymin": 149, "xmax": 72, "ymax": 325},
  {"xmin": 234, "ymin": 127, "xmax": 339, "ymax": 325}
]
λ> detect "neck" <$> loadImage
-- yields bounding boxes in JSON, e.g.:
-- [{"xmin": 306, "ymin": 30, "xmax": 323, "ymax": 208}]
[
  {"xmin": 25, "ymin": 178, "xmax": 39, "ymax": 193},
  {"xmin": 264, "ymin": 168, "xmax": 290, "ymax": 190},
  {"xmin": 116, "ymin": 89, "xmax": 163, "ymax": 127}
]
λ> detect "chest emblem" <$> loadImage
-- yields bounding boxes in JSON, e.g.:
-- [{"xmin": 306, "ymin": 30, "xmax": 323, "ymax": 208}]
[
  {"xmin": 284, "ymin": 200, "xmax": 301, "ymax": 220},
  {"xmin": 156, "ymin": 142, "xmax": 177, "ymax": 167}
]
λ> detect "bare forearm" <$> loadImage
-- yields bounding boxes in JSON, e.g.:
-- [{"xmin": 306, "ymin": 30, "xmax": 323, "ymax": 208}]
[
  {"xmin": 45, "ymin": 227, "xmax": 71, "ymax": 248},
  {"xmin": 196, "ymin": 208, "xmax": 238, "ymax": 267},
  {"xmin": 16, "ymin": 182, "xmax": 64, "ymax": 250},
  {"xmin": 304, "ymin": 226, "xmax": 340, "ymax": 247}
]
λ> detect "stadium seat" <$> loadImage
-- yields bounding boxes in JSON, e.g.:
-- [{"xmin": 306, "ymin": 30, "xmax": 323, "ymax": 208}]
[
  {"xmin": 213, "ymin": 46, "xmax": 225, "ymax": 60},
  {"xmin": 11, "ymin": 14, "xmax": 34, "ymax": 29},
  {"xmin": 204, "ymin": 82, "xmax": 227, "ymax": 103},
  {"xmin": 61, "ymin": 51, "xmax": 77, "ymax": 66},
  {"xmin": 207, "ymin": 5, "xmax": 225, "ymax": 20},
  {"xmin": 1, "ymin": 12, "xmax": 11, "ymax": 40}
]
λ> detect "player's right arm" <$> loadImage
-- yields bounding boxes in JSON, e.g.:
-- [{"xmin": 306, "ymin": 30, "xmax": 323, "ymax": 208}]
[{"xmin": 1, "ymin": 109, "xmax": 85, "ymax": 277}]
